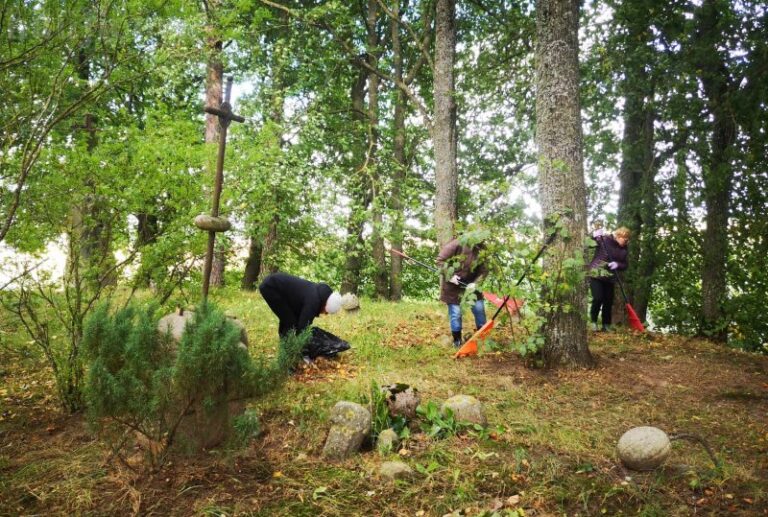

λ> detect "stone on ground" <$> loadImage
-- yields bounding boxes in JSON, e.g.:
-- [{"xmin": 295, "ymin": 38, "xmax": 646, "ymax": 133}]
[
  {"xmin": 617, "ymin": 426, "xmax": 671, "ymax": 471},
  {"xmin": 441, "ymin": 394, "xmax": 487, "ymax": 427},
  {"xmin": 381, "ymin": 383, "xmax": 420, "ymax": 420},
  {"xmin": 322, "ymin": 401, "xmax": 371, "ymax": 460},
  {"xmin": 376, "ymin": 428, "xmax": 399, "ymax": 454},
  {"xmin": 380, "ymin": 461, "xmax": 413, "ymax": 481}
]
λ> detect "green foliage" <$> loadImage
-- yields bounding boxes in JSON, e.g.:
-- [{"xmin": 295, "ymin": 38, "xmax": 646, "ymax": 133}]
[
  {"xmin": 83, "ymin": 301, "xmax": 300, "ymax": 465},
  {"xmin": 416, "ymin": 401, "xmax": 461, "ymax": 439}
]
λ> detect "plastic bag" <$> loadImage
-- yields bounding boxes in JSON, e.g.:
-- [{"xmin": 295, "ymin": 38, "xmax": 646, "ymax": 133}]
[{"xmin": 304, "ymin": 327, "xmax": 351, "ymax": 359}]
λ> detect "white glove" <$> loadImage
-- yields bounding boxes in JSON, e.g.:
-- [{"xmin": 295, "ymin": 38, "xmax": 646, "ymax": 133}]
[
  {"xmin": 592, "ymin": 228, "xmax": 605, "ymax": 238},
  {"xmin": 449, "ymin": 274, "xmax": 462, "ymax": 286},
  {"xmin": 466, "ymin": 282, "xmax": 477, "ymax": 292}
]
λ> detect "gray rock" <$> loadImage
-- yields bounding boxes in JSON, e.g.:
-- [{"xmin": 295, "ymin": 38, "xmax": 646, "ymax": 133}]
[
  {"xmin": 617, "ymin": 426, "xmax": 671, "ymax": 471},
  {"xmin": 322, "ymin": 401, "xmax": 372, "ymax": 460},
  {"xmin": 380, "ymin": 461, "xmax": 413, "ymax": 481},
  {"xmin": 194, "ymin": 214, "xmax": 231, "ymax": 232},
  {"xmin": 441, "ymin": 395, "xmax": 487, "ymax": 427},
  {"xmin": 381, "ymin": 384, "xmax": 420, "ymax": 420},
  {"xmin": 341, "ymin": 293, "xmax": 360, "ymax": 311},
  {"xmin": 376, "ymin": 429, "xmax": 399, "ymax": 454},
  {"xmin": 158, "ymin": 309, "xmax": 248, "ymax": 346}
]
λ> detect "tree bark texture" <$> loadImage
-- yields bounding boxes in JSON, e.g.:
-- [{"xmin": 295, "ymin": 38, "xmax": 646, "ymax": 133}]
[
  {"xmin": 614, "ymin": 3, "xmax": 658, "ymax": 324},
  {"xmin": 367, "ymin": 0, "xmax": 389, "ymax": 300},
  {"xmin": 205, "ymin": 31, "xmax": 225, "ymax": 288},
  {"xmin": 241, "ymin": 237, "xmax": 262, "ymax": 290},
  {"xmin": 340, "ymin": 69, "xmax": 371, "ymax": 295},
  {"xmin": 389, "ymin": 0, "xmax": 406, "ymax": 301},
  {"xmin": 535, "ymin": 0, "xmax": 593, "ymax": 368},
  {"xmin": 433, "ymin": 0, "xmax": 458, "ymax": 247},
  {"xmin": 694, "ymin": 0, "xmax": 737, "ymax": 342}
]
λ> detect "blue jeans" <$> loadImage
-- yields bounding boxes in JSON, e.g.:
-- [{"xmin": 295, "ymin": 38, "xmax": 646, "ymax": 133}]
[{"xmin": 447, "ymin": 300, "xmax": 487, "ymax": 332}]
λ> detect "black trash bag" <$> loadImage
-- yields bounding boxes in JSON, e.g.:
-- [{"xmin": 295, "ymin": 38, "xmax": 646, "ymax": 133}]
[{"xmin": 304, "ymin": 327, "xmax": 351, "ymax": 359}]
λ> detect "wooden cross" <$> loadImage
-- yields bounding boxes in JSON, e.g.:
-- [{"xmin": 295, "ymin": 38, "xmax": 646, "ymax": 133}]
[{"xmin": 201, "ymin": 77, "xmax": 245, "ymax": 301}]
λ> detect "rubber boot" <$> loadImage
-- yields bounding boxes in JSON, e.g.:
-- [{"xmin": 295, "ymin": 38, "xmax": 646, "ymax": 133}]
[{"xmin": 452, "ymin": 330, "xmax": 462, "ymax": 348}]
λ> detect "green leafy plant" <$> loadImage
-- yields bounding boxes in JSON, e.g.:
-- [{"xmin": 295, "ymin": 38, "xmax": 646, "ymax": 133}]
[{"xmin": 416, "ymin": 401, "xmax": 462, "ymax": 438}]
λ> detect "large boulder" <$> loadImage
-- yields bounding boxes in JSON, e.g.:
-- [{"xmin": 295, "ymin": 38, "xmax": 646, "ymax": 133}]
[
  {"xmin": 617, "ymin": 426, "xmax": 671, "ymax": 471},
  {"xmin": 381, "ymin": 383, "xmax": 420, "ymax": 420},
  {"xmin": 322, "ymin": 401, "xmax": 372, "ymax": 460},
  {"xmin": 441, "ymin": 395, "xmax": 487, "ymax": 427}
]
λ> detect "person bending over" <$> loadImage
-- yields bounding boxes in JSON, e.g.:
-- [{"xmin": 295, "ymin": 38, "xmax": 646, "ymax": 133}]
[
  {"xmin": 258, "ymin": 272, "xmax": 342, "ymax": 338},
  {"xmin": 437, "ymin": 237, "xmax": 488, "ymax": 347}
]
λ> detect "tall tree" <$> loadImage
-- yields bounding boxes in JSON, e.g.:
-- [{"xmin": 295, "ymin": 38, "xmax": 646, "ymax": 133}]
[
  {"xmin": 691, "ymin": 0, "xmax": 738, "ymax": 342},
  {"xmin": 433, "ymin": 0, "xmax": 457, "ymax": 247},
  {"xmin": 535, "ymin": 0, "xmax": 593, "ymax": 367}
]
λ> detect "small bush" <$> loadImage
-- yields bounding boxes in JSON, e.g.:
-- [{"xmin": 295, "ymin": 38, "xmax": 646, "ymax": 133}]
[{"xmin": 83, "ymin": 301, "xmax": 303, "ymax": 466}]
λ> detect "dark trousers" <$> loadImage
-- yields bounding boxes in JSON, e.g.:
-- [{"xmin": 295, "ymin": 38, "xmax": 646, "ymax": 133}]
[
  {"xmin": 259, "ymin": 284, "xmax": 297, "ymax": 337},
  {"xmin": 589, "ymin": 278, "xmax": 615, "ymax": 326}
]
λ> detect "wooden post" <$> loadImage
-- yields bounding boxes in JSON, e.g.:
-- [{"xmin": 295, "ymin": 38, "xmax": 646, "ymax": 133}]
[{"xmin": 201, "ymin": 77, "xmax": 245, "ymax": 301}]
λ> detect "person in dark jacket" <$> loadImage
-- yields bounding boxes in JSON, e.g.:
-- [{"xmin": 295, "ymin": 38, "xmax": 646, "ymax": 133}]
[
  {"xmin": 437, "ymin": 237, "xmax": 488, "ymax": 347},
  {"xmin": 588, "ymin": 226, "xmax": 630, "ymax": 331},
  {"xmin": 258, "ymin": 272, "xmax": 342, "ymax": 338}
]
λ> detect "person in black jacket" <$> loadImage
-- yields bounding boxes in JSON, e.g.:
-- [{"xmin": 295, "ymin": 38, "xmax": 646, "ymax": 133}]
[{"xmin": 258, "ymin": 272, "xmax": 342, "ymax": 337}]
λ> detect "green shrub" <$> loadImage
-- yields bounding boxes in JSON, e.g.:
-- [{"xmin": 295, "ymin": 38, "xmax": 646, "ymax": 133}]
[{"xmin": 83, "ymin": 301, "xmax": 304, "ymax": 466}]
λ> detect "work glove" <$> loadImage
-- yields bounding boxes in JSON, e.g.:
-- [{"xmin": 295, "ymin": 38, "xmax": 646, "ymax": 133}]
[
  {"xmin": 608, "ymin": 261, "xmax": 619, "ymax": 270},
  {"xmin": 448, "ymin": 274, "xmax": 462, "ymax": 286},
  {"xmin": 592, "ymin": 228, "xmax": 605, "ymax": 238},
  {"xmin": 465, "ymin": 282, "xmax": 477, "ymax": 292}
]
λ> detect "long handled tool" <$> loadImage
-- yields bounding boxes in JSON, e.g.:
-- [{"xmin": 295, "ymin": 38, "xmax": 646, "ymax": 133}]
[
  {"xmin": 454, "ymin": 230, "xmax": 558, "ymax": 358},
  {"xmin": 595, "ymin": 236, "xmax": 645, "ymax": 332},
  {"xmin": 389, "ymin": 248, "xmax": 524, "ymax": 315}
]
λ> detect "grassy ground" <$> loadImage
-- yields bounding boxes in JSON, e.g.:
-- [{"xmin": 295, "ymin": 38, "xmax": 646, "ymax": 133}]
[{"xmin": 1, "ymin": 290, "xmax": 767, "ymax": 516}]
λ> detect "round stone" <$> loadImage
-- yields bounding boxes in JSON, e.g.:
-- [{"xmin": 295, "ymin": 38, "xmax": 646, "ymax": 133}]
[{"xmin": 617, "ymin": 426, "xmax": 671, "ymax": 471}]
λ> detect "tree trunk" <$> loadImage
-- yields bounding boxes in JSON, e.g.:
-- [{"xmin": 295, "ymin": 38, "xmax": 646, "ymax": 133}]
[
  {"xmin": 259, "ymin": 217, "xmax": 279, "ymax": 279},
  {"xmin": 367, "ymin": 0, "xmax": 388, "ymax": 300},
  {"xmin": 340, "ymin": 69, "xmax": 371, "ymax": 295},
  {"xmin": 694, "ymin": 0, "xmax": 737, "ymax": 343},
  {"xmin": 241, "ymin": 236, "xmax": 262, "ymax": 290},
  {"xmin": 535, "ymin": 0, "xmax": 593, "ymax": 368},
  {"xmin": 134, "ymin": 213, "xmax": 159, "ymax": 288},
  {"xmin": 69, "ymin": 46, "xmax": 115, "ymax": 289},
  {"xmin": 614, "ymin": 5, "xmax": 658, "ymax": 324},
  {"xmin": 389, "ymin": 0, "xmax": 406, "ymax": 301},
  {"xmin": 433, "ymin": 0, "xmax": 458, "ymax": 247}
]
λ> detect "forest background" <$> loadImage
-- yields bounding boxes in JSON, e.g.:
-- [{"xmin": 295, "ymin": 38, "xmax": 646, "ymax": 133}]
[{"xmin": 1, "ymin": 0, "xmax": 767, "ymax": 384}]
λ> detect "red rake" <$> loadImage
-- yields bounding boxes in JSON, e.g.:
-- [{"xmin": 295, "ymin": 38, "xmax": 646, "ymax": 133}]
[{"xmin": 615, "ymin": 274, "xmax": 646, "ymax": 332}]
